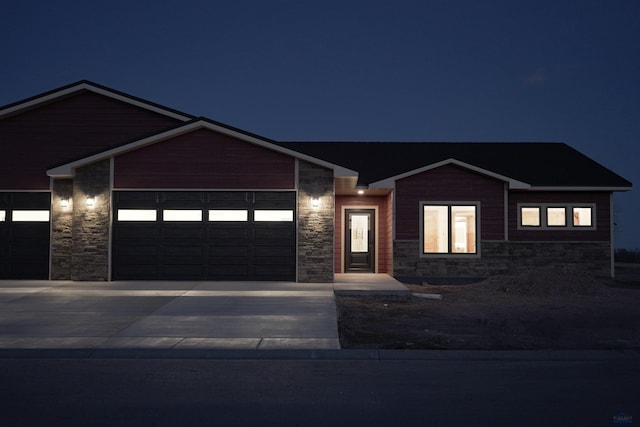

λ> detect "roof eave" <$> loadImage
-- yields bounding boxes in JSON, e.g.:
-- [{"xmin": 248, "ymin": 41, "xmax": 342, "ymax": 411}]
[{"xmin": 526, "ymin": 186, "xmax": 633, "ymax": 192}]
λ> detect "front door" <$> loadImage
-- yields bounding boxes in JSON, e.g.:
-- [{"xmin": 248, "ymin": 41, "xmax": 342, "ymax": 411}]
[{"xmin": 345, "ymin": 209, "xmax": 375, "ymax": 272}]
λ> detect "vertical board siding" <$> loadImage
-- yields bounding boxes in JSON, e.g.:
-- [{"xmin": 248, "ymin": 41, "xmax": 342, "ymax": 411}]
[
  {"xmin": 395, "ymin": 164, "xmax": 505, "ymax": 240},
  {"xmin": 509, "ymin": 191, "xmax": 611, "ymax": 241},
  {"xmin": 114, "ymin": 129, "xmax": 295, "ymax": 189},
  {"xmin": 335, "ymin": 194, "xmax": 392, "ymax": 273},
  {"xmin": 0, "ymin": 91, "xmax": 182, "ymax": 190}
]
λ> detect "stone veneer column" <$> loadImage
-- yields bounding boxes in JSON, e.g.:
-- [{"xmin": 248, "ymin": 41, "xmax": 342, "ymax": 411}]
[
  {"xmin": 71, "ymin": 159, "xmax": 111, "ymax": 280},
  {"xmin": 50, "ymin": 179, "xmax": 74, "ymax": 279},
  {"xmin": 297, "ymin": 160, "xmax": 334, "ymax": 282}
]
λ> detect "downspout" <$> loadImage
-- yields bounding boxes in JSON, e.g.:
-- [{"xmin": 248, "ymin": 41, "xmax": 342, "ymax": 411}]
[{"xmin": 610, "ymin": 193, "xmax": 615, "ymax": 278}]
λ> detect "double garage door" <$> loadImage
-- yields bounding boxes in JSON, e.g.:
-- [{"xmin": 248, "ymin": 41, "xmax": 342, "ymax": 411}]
[
  {"xmin": 0, "ymin": 192, "xmax": 50, "ymax": 279},
  {"xmin": 112, "ymin": 191, "xmax": 296, "ymax": 281}
]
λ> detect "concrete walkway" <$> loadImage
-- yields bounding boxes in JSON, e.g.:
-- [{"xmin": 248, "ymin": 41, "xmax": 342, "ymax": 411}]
[
  {"xmin": 333, "ymin": 273, "xmax": 410, "ymax": 295},
  {"xmin": 0, "ymin": 280, "xmax": 340, "ymax": 351}
]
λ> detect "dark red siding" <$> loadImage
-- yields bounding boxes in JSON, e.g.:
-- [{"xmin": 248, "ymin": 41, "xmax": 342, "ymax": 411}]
[
  {"xmin": 509, "ymin": 191, "xmax": 611, "ymax": 241},
  {"xmin": 395, "ymin": 164, "xmax": 505, "ymax": 240},
  {"xmin": 114, "ymin": 129, "xmax": 295, "ymax": 189},
  {"xmin": 335, "ymin": 194, "xmax": 392, "ymax": 273},
  {"xmin": 0, "ymin": 91, "xmax": 183, "ymax": 190}
]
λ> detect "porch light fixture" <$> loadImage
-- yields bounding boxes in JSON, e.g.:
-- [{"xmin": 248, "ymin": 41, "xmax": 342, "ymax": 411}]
[
  {"xmin": 86, "ymin": 196, "xmax": 95, "ymax": 207},
  {"xmin": 357, "ymin": 189, "xmax": 365, "ymax": 195},
  {"xmin": 60, "ymin": 198, "xmax": 69, "ymax": 208},
  {"xmin": 311, "ymin": 197, "xmax": 320, "ymax": 208}
]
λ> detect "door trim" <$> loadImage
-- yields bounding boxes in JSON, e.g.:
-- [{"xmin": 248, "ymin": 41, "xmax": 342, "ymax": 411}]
[{"xmin": 341, "ymin": 206, "xmax": 378, "ymax": 273}]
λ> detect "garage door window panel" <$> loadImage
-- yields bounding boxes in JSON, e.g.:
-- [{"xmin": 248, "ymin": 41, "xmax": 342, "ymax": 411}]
[
  {"xmin": 254, "ymin": 210, "xmax": 294, "ymax": 222},
  {"xmin": 163, "ymin": 210, "xmax": 203, "ymax": 221},
  {"xmin": 118, "ymin": 209, "xmax": 157, "ymax": 221},
  {"xmin": 12, "ymin": 210, "xmax": 50, "ymax": 222}
]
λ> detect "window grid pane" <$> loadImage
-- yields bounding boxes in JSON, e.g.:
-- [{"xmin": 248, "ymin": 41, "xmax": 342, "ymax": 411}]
[
  {"xmin": 423, "ymin": 206, "xmax": 449, "ymax": 253},
  {"xmin": 521, "ymin": 207, "xmax": 540, "ymax": 226},
  {"xmin": 0, "ymin": 210, "xmax": 5, "ymax": 222},
  {"xmin": 547, "ymin": 207, "xmax": 566, "ymax": 226},
  {"xmin": 451, "ymin": 206, "xmax": 476, "ymax": 254},
  {"xmin": 573, "ymin": 207, "xmax": 592, "ymax": 227}
]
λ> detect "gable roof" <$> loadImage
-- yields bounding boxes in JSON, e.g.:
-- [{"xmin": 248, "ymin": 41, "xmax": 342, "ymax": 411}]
[
  {"xmin": 0, "ymin": 80, "xmax": 194, "ymax": 121},
  {"xmin": 277, "ymin": 142, "xmax": 632, "ymax": 191},
  {"xmin": 47, "ymin": 118, "xmax": 358, "ymax": 179}
]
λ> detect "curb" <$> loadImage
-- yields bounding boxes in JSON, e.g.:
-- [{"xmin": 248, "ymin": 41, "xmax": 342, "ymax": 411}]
[{"xmin": 0, "ymin": 348, "xmax": 638, "ymax": 361}]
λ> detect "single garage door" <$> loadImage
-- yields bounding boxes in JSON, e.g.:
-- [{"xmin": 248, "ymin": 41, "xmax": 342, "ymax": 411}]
[
  {"xmin": 112, "ymin": 191, "xmax": 296, "ymax": 281},
  {"xmin": 0, "ymin": 192, "xmax": 51, "ymax": 279}
]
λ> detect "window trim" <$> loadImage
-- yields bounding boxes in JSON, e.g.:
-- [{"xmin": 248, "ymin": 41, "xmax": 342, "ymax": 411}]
[
  {"xmin": 517, "ymin": 203, "xmax": 596, "ymax": 230},
  {"xmin": 420, "ymin": 201, "xmax": 480, "ymax": 258}
]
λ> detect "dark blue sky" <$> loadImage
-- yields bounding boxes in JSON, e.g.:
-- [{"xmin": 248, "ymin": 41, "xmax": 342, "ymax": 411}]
[{"xmin": 2, "ymin": 0, "xmax": 638, "ymax": 248}]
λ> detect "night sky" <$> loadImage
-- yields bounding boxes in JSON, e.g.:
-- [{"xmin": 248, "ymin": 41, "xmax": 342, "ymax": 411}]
[{"xmin": 2, "ymin": 0, "xmax": 638, "ymax": 249}]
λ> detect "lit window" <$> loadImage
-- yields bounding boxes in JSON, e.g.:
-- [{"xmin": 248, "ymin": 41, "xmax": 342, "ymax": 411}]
[
  {"xmin": 0, "ymin": 210, "xmax": 5, "ymax": 222},
  {"xmin": 518, "ymin": 203, "xmax": 596, "ymax": 230},
  {"xmin": 547, "ymin": 207, "xmax": 566, "ymax": 226},
  {"xmin": 422, "ymin": 204, "xmax": 477, "ymax": 255},
  {"xmin": 12, "ymin": 210, "xmax": 50, "ymax": 222},
  {"xmin": 521, "ymin": 207, "xmax": 540, "ymax": 226},
  {"xmin": 254, "ymin": 210, "xmax": 294, "ymax": 222},
  {"xmin": 208, "ymin": 210, "xmax": 248, "ymax": 222},
  {"xmin": 573, "ymin": 207, "xmax": 592, "ymax": 227},
  {"xmin": 117, "ymin": 209, "xmax": 157, "ymax": 221},
  {"xmin": 163, "ymin": 210, "xmax": 202, "ymax": 221}
]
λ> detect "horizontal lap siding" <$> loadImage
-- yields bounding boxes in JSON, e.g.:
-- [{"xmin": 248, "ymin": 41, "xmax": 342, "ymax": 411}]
[
  {"xmin": 509, "ymin": 191, "xmax": 610, "ymax": 241},
  {"xmin": 114, "ymin": 129, "xmax": 295, "ymax": 189},
  {"xmin": 0, "ymin": 91, "xmax": 182, "ymax": 190},
  {"xmin": 395, "ymin": 165, "xmax": 505, "ymax": 240}
]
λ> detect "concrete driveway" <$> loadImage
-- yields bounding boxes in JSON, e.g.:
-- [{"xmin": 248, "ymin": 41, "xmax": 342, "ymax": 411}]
[{"xmin": 0, "ymin": 280, "xmax": 340, "ymax": 351}]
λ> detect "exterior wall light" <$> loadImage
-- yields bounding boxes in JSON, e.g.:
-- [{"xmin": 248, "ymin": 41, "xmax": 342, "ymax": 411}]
[
  {"xmin": 357, "ymin": 189, "xmax": 365, "ymax": 195},
  {"xmin": 86, "ymin": 196, "xmax": 95, "ymax": 207},
  {"xmin": 60, "ymin": 198, "xmax": 70, "ymax": 208},
  {"xmin": 311, "ymin": 197, "xmax": 320, "ymax": 208}
]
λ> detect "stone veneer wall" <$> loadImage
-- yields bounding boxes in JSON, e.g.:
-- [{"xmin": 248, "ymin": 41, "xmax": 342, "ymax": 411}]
[
  {"xmin": 297, "ymin": 160, "xmax": 334, "ymax": 282},
  {"xmin": 50, "ymin": 179, "xmax": 74, "ymax": 279},
  {"xmin": 71, "ymin": 159, "xmax": 111, "ymax": 280},
  {"xmin": 394, "ymin": 240, "xmax": 611, "ymax": 279}
]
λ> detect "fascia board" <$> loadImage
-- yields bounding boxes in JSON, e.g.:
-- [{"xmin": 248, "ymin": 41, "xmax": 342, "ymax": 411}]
[
  {"xmin": 527, "ymin": 186, "xmax": 633, "ymax": 192},
  {"xmin": 0, "ymin": 82, "xmax": 193, "ymax": 121},
  {"xmin": 369, "ymin": 158, "xmax": 531, "ymax": 190},
  {"xmin": 47, "ymin": 120, "xmax": 359, "ymax": 179}
]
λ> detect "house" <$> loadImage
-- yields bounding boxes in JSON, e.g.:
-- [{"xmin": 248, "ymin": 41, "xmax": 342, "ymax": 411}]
[{"xmin": 0, "ymin": 81, "xmax": 632, "ymax": 281}]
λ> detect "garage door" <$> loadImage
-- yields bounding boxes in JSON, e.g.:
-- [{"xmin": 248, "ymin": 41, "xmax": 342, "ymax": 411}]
[
  {"xmin": 0, "ymin": 192, "xmax": 51, "ymax": 279},
  {"xmin": 112, "ymin": 191, "xmax": 296, "ymax": 280}
]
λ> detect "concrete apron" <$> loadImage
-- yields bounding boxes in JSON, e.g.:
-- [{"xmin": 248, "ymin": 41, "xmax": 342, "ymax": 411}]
[{"xmin": 0, "ymin": 280, "xmax": 340, "ymax": 351}]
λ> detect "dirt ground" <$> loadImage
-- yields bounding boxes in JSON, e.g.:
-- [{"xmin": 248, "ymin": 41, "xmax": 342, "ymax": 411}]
[{"xmin": 336, "ymin": 265, "xmax": 640, "ymax": 350}]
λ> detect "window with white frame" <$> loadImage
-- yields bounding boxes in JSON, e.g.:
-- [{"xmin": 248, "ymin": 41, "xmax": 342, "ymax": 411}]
[
  {"xmin": 518, "ymin": 204, "xmax": 595, "ymax": 230},
  {"xmin": 0, "ymin": 210, "xmax": 5, "ymax": 222},
  {"xmin": 421, "ymin": 203, "xmax": 478, "ymax": 255}
]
